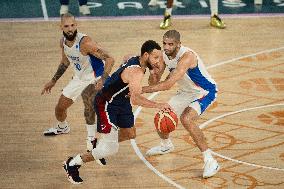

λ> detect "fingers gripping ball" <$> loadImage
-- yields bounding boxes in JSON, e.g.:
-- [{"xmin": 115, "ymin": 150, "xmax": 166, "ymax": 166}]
[{"xmin": 154, "ymin": 110, "xmax": 178, "ymax": 134}]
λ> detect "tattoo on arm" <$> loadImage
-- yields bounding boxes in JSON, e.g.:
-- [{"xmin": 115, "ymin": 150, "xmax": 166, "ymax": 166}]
[
  {"xmin": 96, "ymin": 48, "xmax": 110, "ymax": 60},
  {"xmin": 52, "ymin": 63, "xmax": 69, "ymax": 82}
]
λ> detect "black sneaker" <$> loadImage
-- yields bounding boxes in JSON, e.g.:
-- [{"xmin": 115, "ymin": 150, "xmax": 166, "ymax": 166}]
[
  {"xmin": 63, "ymin": 157, "xmax": 83, "ymax": 184},
  {"xmin": 87, "ymin": 138, "xmax": 107, "ymax": 166}
]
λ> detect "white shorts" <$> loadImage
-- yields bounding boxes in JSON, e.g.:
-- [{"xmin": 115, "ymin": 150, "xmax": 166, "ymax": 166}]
[
  {"xmin": 168, "ymin": 90, "xmax": 204, "ymax": 117},
  {"xmin": 62, "ymin": 75, "xmax": 99, "ymax": 101}
]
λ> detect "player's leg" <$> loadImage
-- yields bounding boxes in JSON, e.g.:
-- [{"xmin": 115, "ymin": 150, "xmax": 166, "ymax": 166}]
[
  {"xmin": 160, "ymin": 0, "xmax": 174, "ymax": 29},
  {"xmin": 78, "ymin": 0, "xmax": 90, "ymax": 15},
  {"xmin": 185, "ymin": 90, "xmax": 220, "ymax": 178},
  {"xmin": 209, "ymin": 0, "xmax": 226, "ymax": 29},
  {"xmin": 60, "ymin": 0, "xmax": 69, "ymax": 15},
  {"xmin": 117, "ymin": 112, "xmax": 136, "ymax": 142},
  {"xmin": 63, "ymin": 129, "xmax": 119, "ymax": 184},
  {"xmin": 43, "ymin": 77, "xmax": 83, "ymax": 136},
  {"xmin": 43, "ymin": 94, "xmax": 73, "ymax": 136}
]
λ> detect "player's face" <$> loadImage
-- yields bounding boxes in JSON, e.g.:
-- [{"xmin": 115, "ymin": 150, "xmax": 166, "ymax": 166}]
[
  {"xmin": 163, "ymin": 37, "xmax": 180, "ymax": 56},
  {"xmin": 147, "ymin": 49, "xmax": 162, "ymax": 70},
  {"xmin": 61, "ymin": 17, "xmax": 77, "ymax": 41}
]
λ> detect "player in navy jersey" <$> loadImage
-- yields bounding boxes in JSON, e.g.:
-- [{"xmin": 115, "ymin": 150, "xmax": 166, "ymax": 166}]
[
  {"xmin": 63, "ymin": 40, "xmax": 171, "ymax": 184},
  {"xmin": 41, "ymin": 13, "xmax": 114, "ymax": 160},
  {"xmin": 143, "ymin": 30, "xmax": 220, "ymax": 178}
]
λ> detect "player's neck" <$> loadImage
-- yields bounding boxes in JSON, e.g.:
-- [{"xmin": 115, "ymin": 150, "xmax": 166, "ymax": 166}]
[{"xmin": 65, "ymin": 39, "xmax": 76, "ymax": 47}]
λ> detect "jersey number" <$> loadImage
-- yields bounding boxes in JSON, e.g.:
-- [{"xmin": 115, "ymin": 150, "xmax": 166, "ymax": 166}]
[{"xmin": 74, "ymin": 63, "xmax": 81, "ymax": 71}]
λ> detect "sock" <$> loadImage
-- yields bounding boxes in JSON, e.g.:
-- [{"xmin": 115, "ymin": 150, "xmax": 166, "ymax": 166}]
[
  {"xmin": 202, "ymin": 149, "xmax": 214, "ymax": 162},
  {"xmin": 69, "ymin": 154, "xmax": 83, "ymax": 166},
  {"xmin": 161, "ymin": 138, "xmax": 171, "ymax": 146},
  {"xmin": 209, "ymin": 0, "xmax": 218, "ymax": 16},
  {"xmin": 165, "ymin": 8, "xmax": 172, "ymax": 16},
  {"xmin": 58, "ymin": 120, "xmax": 67, "ymax": 129},
  {"xmin": 86, "ymin": 124, "xmax": 96, "ymax": 140}
]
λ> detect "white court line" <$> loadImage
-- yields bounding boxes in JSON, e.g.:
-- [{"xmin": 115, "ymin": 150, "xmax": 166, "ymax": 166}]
[
  {"xmin": 131, "ymin": 46, "xmax": 284, "ymax": 188},
  {"xmin": 40, "ymin": 0, "xmax": 49, "ymax": 21},
  {"xmin": 199, "ymin": 103, "xmax": 284, "ymax": 172}
]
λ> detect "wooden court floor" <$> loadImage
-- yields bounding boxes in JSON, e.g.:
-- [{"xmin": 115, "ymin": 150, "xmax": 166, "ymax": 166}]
[{"xmin": 0, "ymin": 17, "xmax": 283, "ymax": 189}]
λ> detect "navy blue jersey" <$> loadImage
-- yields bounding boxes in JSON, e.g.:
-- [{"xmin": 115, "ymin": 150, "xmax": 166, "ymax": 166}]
[{"xmin": 100, "ymin": 56, "xmax": 141, "ymax": 105}]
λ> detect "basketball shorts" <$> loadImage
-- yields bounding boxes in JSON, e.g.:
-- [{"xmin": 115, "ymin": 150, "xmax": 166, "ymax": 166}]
[
  {"xmin": 168, "ymin": 90, "xmax": 217, "ymax": 116},
  {"xmin": 94, "ymin": 95, "xmax": 134, "ymax": 134},
  {"xmin": 62, "ymin": 75, "xmax": 100, "ymax": 101}
]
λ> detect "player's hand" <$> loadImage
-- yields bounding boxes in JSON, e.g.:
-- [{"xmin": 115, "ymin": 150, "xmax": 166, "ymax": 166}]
[
  {"xmin": 41, "ymin": 80, "xmax": 56, "ymax": 95},
  {"xmin": 95, "ymin": 77, "xmax": 104, "ymax": 90},
  {"xmin": 158, "ymin": 103, "xmax": 172, "ymax": 113}
]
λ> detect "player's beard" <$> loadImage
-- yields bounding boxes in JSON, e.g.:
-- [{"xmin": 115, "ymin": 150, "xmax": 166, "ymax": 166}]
[
  {"xmin": 63, "ymin": 29, "xmax": 77, "ymax": 41},
  {"xmin": 164, "ymin": 46, "xmax": 178, "ymax": 57}
]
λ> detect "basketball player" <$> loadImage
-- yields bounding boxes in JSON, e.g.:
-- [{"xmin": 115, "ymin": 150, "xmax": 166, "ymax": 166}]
[
  {"xmin": 63, "ymin": 40, "xmax": 171, "ymax": 184},
  {"xmin": 41, "ymin": 13, "xmax": 114, "ymax": 159},
  {"xmin": 143, "ymin": 30, "xmax": 220, "ymax": 178},
  {"xmin": 148, "ymin": 0, "xmax": 226, "ymax": 29}
]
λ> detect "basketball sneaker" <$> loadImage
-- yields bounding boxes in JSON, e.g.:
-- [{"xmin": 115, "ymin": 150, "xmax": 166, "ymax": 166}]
[
  {"xmin": 79, "ymin": 5, "xmax": 90, "ymax": 15},
  {"xmin": 146, "ymin": 140, "xmax": 174, "ymax": 156},
  {"xmin": 210, "ymin": 14, "xmax": 226, "ymax": 29},
  {"xmin": 160, "ymin": 14, "xmax": 172, "ymax": 29},
  {"xmin": 63, "ymin": 157, "xmax": 83, "ymax": 184},
  {"xmin": 43, "ymin": 124, "xmax": 70, "ymax": 136},
  {"xmin": 86, "ymin": 138, "xmax": 107, "ymax": 166},
  {"xmin": 203, "ymin": 159, "xmax": 220, "ymax": 178},
  {"xmin": 59, "ymin": 5, "xmax": 68, "ymax": 15}
]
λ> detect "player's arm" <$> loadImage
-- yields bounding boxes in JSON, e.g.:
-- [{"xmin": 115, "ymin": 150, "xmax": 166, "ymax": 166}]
[
  {"xmin": 142, "ymin": 51, "xmax": 197, "ymax": 93},
  {"xmin": 81, "ymin": 37, "xmax": 114, "ymax": 81},
  {"xmin": 41, "ymin": 39, "xmax": 70, "ymax": 95},
  {"xmin": 122, "ymin": 67, "xmax": 170, "ymax": 110},
  {"xmin": 148, "ymin": 58, "xmax": 166, "ymax": 85}
]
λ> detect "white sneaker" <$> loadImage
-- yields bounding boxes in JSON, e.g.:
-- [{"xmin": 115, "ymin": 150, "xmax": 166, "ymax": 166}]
[
  {"xmin": 146, "ymin": 141, "xmax": 174, "ymax": 156},
  {"xmin": 59, "ymin": 5, "xmax": 69, "ymax": 15},
  {"xmin": 79, "ymin": 5, "xmax": 90, "ymax": 15},
  {"xmin": 43, "ymin": 125, "xmax": 70, "ymax": 136},
  {"xmin": 203, "ymin": 159, "xmax": 220, "ymax": 178}
]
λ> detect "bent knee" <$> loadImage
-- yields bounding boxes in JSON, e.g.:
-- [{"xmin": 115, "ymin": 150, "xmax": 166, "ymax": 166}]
[{"xmin": 180, "ymin": 107, "xmax": 199, "ymax": 125}]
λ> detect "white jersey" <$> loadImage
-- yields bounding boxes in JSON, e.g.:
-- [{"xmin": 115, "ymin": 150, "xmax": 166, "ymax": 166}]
[
  {"xmin": 163, "ymin": 45, "xmax": 217, "ymax": 95},
  {"xmin": 63, "ymin": 32, "xmax": 104, "ymax": 81}
]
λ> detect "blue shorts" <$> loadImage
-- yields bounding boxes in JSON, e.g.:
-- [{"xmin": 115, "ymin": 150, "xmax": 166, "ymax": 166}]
[{"xmin": 94, "ymin": 94, "xmax": 134, "ymax": 134}]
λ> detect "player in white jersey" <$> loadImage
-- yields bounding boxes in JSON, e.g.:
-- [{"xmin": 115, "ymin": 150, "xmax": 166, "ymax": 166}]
[
  {"xmin": 41, "ymin": 13, "xmax": 114, "ymax": 163},
  {"xmin": 143, "ymin": 30, "xmax": 220, "ymax": 178}
]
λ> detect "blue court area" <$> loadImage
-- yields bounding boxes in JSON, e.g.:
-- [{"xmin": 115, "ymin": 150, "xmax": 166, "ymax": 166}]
[{"xmin": 0, "ymin": 0, "xmax": 283, "ymax": 19}]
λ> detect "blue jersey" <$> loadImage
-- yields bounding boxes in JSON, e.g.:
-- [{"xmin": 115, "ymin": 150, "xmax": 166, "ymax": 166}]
[{"xmin": 100, "ymin": 56, "xmax": 141, "ymax": 106}]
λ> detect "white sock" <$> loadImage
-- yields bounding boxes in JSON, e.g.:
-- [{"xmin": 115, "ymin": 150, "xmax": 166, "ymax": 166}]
[
  {"xmin": 86, "ymin": 124, "xmax": 96, "ymax": 140},
  {"xmin": 161, "ymin": 138, "xmax": 171, "ymax": 146},
  {"xmin": 69, "ymin": 154, "xmax": 83, "ymax": 166},
  {"xmin": 202, "ymin": 149, "xmax": 214, "ymax": 162},
  {"xmin": 165, "ymin": 8, "xmax": 172, "ymax": 16},
  {"xmin": 58, "ymin": 120, "xmax": 67, "ymax": 129},
  {"xmin": 209, "ymin": 0, "xmax": 218, "ymax": 16}
]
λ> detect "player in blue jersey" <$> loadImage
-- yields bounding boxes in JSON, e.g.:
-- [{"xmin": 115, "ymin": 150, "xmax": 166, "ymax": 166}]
[
  {"xmin": 41, "ymin": 13, "xmax": 114, "ymax": 160},
  {"xmin": 63, "ymin": 40, "xmax": 171, "ymax": 184},
  {"xmin": 143, "ymin": 30, "xmax": 220, "ymax": 178}
]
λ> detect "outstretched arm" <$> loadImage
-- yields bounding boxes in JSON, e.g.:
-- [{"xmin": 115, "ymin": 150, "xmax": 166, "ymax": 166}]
[{"xmin": 142, "ymin": 51, "xmax": 197, "ymax": 93}]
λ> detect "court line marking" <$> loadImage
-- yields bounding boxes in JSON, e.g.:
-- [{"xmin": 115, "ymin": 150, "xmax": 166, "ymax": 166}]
[
  {"xmin": 40, "ymin": 0, "xmax": 49, "ymax": 21},
  {"xmin": 199, "ymin": 103, "xmax": 284, "ymax": 171},
  {"xmin": 131, "ymin": 46, "xmax": 284, "ymax": 188}
]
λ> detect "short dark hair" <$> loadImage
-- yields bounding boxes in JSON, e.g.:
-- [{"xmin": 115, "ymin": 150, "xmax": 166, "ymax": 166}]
[
  {"xmin": 163, "ymin": 30, "xmax": 181, "ymax": 42},
  {"xmin": 141, "ymin": 40, "xmax": 161, "ymax": 55}
]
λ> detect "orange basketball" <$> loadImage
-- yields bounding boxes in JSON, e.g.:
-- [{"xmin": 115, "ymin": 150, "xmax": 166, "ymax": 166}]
[{"xmin": 154, "ymin": 110, "xmax": 178, "ymax": 134}]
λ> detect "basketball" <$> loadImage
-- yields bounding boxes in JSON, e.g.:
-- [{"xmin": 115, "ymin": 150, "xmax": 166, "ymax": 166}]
[{"xmin": 154, "ymin": 110, "xmax": 178, "ymax": 134}]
